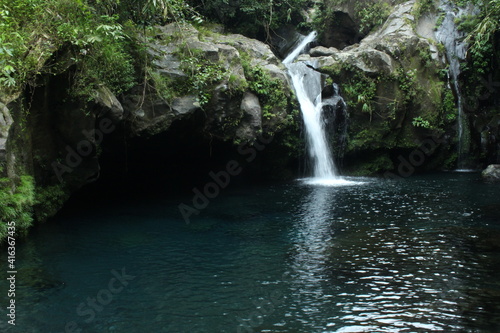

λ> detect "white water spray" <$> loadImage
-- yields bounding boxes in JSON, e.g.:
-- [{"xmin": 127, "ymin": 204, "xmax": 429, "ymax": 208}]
[
  {"xmin": 284, "ymin": 32, "xmax": 359, "ymax": 186},
  {"xmin": 283, "ymin": 32, "xmax": 317, "ymax": 65}
]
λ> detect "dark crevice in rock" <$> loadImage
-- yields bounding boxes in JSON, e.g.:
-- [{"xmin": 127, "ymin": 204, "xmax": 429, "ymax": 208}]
[{"xmin": 321, "ymin": 11, "xmax": 363, "ymax": 50}]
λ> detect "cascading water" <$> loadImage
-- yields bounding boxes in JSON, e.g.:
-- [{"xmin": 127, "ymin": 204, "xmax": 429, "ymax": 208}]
[
  {"xmin": 284, "ymin": 32, "xmax": 359, "ymax": 186},
  {"xmin": 436, "ymin": 0, "xmax": 476, "ymax": 170},
  {"xmin": 284, "ymin": 32, "xmax": 337, "ymax": 179}
]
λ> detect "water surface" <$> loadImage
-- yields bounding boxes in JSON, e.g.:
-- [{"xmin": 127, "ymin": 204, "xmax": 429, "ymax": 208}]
[{"xmin": 1, "ymin": 173, "xmax": 500, "ymax": 332}]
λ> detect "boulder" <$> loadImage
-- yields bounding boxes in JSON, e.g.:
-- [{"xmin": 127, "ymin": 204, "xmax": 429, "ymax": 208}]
[
  {"xmin": 93, "ymin": 86, "xmax": 124, "ymax": 122},
  {"xmin": 126, "ymin": 23, "xmax": 290, "ymax": 141},
  {"xmin": 172, "ymin": 95, "xmax": 200, "ymax": 115},
  {"xmin": 482, "ymin": 165, "xmax": 500, "ymax": 181},
  {"xmin": 0, "ymin": 102, "xmax": 13, "ymax": 132},
  {"xmin": 236, "ymin": 92, "xmax": 262, "ymax": 141},
  {"xmin": 240, "ymin": 92, "xmax": 262, "ymax": 128},
  {"xmin": 0, "ymin": 138, "xmax": 6, "ymax": 162},
  {"xmin": 310, "ymin": 46, "xmax": 339, "ymax": 57}
]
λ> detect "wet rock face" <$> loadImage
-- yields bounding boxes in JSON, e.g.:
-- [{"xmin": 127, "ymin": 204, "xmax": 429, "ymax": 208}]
[
  {"xmin": 124, "ymin": 23, "xmax": 290, "ymax": 141},
  {"xmin": 1, "ymin": 22, "xmax": 297, "ymax": 222},
  {"xmin": 299, "ymin": 0, "xmax": 454, "ymax": 175},
  {"xmin": 482, "ymin": 165, "xmax": 500, "ymax": 181}
]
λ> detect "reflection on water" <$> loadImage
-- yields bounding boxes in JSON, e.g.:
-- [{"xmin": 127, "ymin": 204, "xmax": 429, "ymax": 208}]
[
  {"xmin": 1, "ymin": 173, "xmax": 500, "ymax": 332},
  {"xmin": 288, "ymin": 175, "xmax": 500, "ymax": 332},
  {"xmin": 289, "ymin": 187, "xmax": 335, "ymax": 329}
]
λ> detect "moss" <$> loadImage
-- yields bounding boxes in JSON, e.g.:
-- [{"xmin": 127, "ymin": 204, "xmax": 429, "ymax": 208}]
[
  {"xmin": 240, "ymin": 54, "xmax": 292, "ymax": 131},
  {"xmin": 435, "ymin": 12, "xmax": 446, "ymax": 30},
  {"xmin": 147, "ymin": 67, "xmax": 180, "ymax": 104},
  {"xmin": 174, "ymin": 45, "xmax": 231, "ymax": 107},
  {"xmin": 348, "ymin": 123, "xmax": 392, "ymax": 151},
  {"xmin": 0, "ymin": 175, "xmax": 35, "ymax": 242},
  {"xmin": 355, "ymin": 1, "xmax": 392, "ymax": 35},
  {"xmin": 347, "ymin": 153, "xmax": 394, "ymax": 176},
  {"xmin": 412, "ymin": 0, "xmax": 436, "ymax": 20}
]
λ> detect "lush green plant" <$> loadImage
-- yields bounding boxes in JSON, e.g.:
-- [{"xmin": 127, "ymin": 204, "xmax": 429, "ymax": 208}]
[
  {"xmin": 435, "ymin": 12, "xmax": 446, "ymax": 30},
  {"xmin": 87, "ymin": 0, "xmax": 203, "ymax": 26},
  {"xmin": 442, "ymin": 89, "xmax": 457, "ymax": 121},
  {"xmin": 343, "ymin": 72, "xmax": 377, "ymax": 118},
  {"xmin": 310, "ymin": 0, "xmax": 391, "ymax": 39},
  {"xmin": 144, "ymin": 0, "xmax": 203, "ymax": 23},
  {"xmin": 34, "ymin": 184, "xmax": 68, "ymax": 221},
  {"xmin": 455, "ymin": 0, "xmax": 500, "ymax": 107},
  {"xmin": 452, "ymin": 0, "xmax": 483, "ymax": 7},
  {"xmin": 396, "ymin": 68, "xmax": 419, "ymax": 104},
  {"xmin": 419, "ymin": 48, "xmax": 434, "ymax": 68},
  {"xmin": 71, "ymin": 21, "xmax": 137, "ymax": 99},
  {"xmin": 242, "ymin": 62, "xmax": 288, "ymax": 121},
  {"xmin": 191, "ymin": 0, "xmax": 307, "ymax": 38},
  {"xmin": 455, "ymin": 14, "xmax": 481, "ymax": 32},
  {"xmin": 176, "ymin": 47, "xmax": 228, "ymax": 106},
  {"xmin": 0, "ymin": 176, "xmax": 35, "ymax": 241},
  {"xmin": 0, "ymin": 0, "xmax": 139, "ymax": 98},
  {"xmin": 148, "ymin": 67, "xmax": 178, "ymax": 103},
  {"xmin": 413, "ymin": 0, "xmax": 436, "ymax": 20},
  {"xmin": 412, "ymin": 116, "xmax": 432, "ymax": 128},
  {"xmin": 356, "ymin": 2, "xmax": 391, "ymax": 35}
]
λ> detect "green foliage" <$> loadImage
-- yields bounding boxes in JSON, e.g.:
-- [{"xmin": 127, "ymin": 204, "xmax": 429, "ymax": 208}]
[
  {"xmin": 71, "ymin": 23, "xmax": 137, "ymax": 99},
  {"xmin": 88, "ymin": 0, "xmax": 203, "ymax": 26},
  {"xmin": 452, "ymin": 0, "xmax": 483, "ymax": 7},
  {"xmin": 0, "ymin": 0, "xmax": 138, "ymax": 98},
  {"xmin": 310, "ymin": 0, "xmax": 391, "ymax": 38},
  {"xmin": 177, "ymin": 48, "xmax": 228, "ymax": 106},
  {"xmin": 466, "ymin": 0, "xmax": 500, "ymax": 61},
  {"xmin": 34, "ymin": 184, "xmax": 67, "ymax": 221},
  {"xmin": 192, "ymin": 0, "xmax": 307, "ymax": 38},
  {"xmin": 348, "ymin": 124, "xmax": 390, "ymax": 151},
  {"xmin": 458, "ymin": 0, "xmax": 500, "ymax": 104},
  {"xmin": 242, "ymin": 62, "xmax": 288, "ymax": 121},
  {"xmin": 419, "ymin": 48, "xmax": 434, "ymax": 68},
  {"xmin": 356, "ymin": 2, "xmax": 392, "ymax": 35},
  {"xmin": 413, "ymin": 0, "xmax": 436, "ymax": 20},
  {"xmin": 0, "ymin": 176, "xmax": 35, "ymax": 241},
  {"xmin": 148, "ymin": 68, "xmax": 178, "ymax": 103},
  {"xmin": 455, "ymin": 14, "xmax": 481, "ymax": 32},
  {"xmin": 412, "ymin": 116, "xmax": 432, "ymax": 128},
  {"xmin": 435, "ymin": 12, "xmax": 446, "ymax": 30},
  {"xmin": 343, "ymin": 72, "xmax": 377, "ymax": 117},
  {"xmin": 442, "ymin": 89, "xmax": 457, "ymax": 121},
  {"xmin": 142, "ymin": 0, "xmax": 203, "ymax": 25},
  {"xmin": 349, "ymin": 153, "xmax": 394, "ymax": 176},
  {"xmin": 396, "ymin": 68, "xmax": 419, "ymax": 104}
]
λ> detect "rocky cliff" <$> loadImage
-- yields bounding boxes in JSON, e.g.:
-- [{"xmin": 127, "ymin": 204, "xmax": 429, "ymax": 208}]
[
  {"xmin": 0, "ymin": 23, "xmax": 299, "ymax": 238},
  {"xmin": 298, "ymin": 0, "xmax": 457, "ymax": 175}
]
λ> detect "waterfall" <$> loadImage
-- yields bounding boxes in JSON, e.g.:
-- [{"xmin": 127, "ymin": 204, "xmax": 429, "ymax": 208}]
[
  {"xmin": 283, "ymin": 32, "xmax": 338, "ymax": 180},
  {"xmin": 283, "ymin": 31, "xmax": 363, "ymax": 186},
  {"xmin": 436, "ymin": 0, "xmax": 476, "ymax": 170},
  {"xmin": 283, "ymin": 31, "xmax": 318, "ymax": 65}
]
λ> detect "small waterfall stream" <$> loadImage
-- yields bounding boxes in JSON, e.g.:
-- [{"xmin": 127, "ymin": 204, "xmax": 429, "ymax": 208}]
[
  {"xmin": 284, "ymin": 32, "xmax": 339, "ymax": 182},
  {"xmin": 436, "ymin": 0, "xmax": 476, "ymax": 170}
]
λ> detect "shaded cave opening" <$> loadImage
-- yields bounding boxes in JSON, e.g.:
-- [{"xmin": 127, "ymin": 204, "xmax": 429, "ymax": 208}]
[{"xmin": 65, "ymin": 110, "xmax": 299, "ymax": 211}]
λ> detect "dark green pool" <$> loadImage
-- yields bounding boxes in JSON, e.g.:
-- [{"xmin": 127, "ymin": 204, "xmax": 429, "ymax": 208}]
[{"xmin": 1, "ymin": 173, "xmax": 500, "ymax": 332}]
